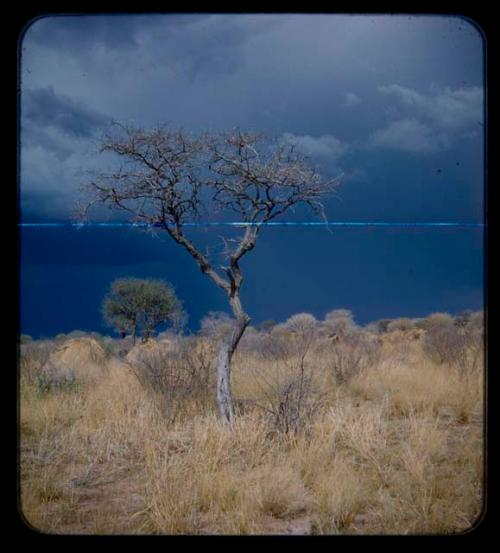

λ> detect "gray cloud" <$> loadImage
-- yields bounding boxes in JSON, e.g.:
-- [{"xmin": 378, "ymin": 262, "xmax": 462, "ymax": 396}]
[
  {"xmin": 368, "ymin": 84, "xmax": 483, "ymax": 153},
  {"xmin": 282, "ymin": 132, "xmax": 348, "ymax": 161},
  {"xmin": 23, "ymin": 87, "xmax": 110, "ymax": 138},
  {"xmin": 369, "ymin": 118, "xmax": 441, "ymax": 153},
  {"xmin": 24, "ymin": 14, "xmax": 154, "ymax": 52},
  {"xmin": 342, "ymin": 92, "xmax": 361, "ymax": 108},
  {"xmin": 21, "ymin": 87, "xmax": 113, "ymax": 219},
  {"xmin": 21, "ymin": 125, "xmax": 73, "ymax": 161},
  {"xmin": 23, "ymin": 14, "xmax": 281, "ymax": 82},
  {"xmin": 378, "ymin": 84, "xmax": 483, "ymax": 130}
]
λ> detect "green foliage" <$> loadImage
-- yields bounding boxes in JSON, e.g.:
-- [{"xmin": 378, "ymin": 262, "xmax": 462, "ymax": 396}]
[
  {"xmin": 102, "ymin": 277, "xmax": 185, "ymax": 341},
  {"xmin": 20, "ymin": 334, "xmax": 33, "ymax": 344}
]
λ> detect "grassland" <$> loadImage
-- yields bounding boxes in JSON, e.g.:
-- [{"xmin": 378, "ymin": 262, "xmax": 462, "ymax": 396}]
[{"xmin": 19, "ymin": 327, "xmax": 484, "ymax": 535}]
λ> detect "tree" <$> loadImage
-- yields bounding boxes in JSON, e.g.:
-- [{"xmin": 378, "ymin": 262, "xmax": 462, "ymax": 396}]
[
  {"xmin": 102, "ymin": 277, "xmax": 184, "ymax": 343},
  {"xmin": 83, "ymin": 123, "xmax": 339, "ymax": 423}
]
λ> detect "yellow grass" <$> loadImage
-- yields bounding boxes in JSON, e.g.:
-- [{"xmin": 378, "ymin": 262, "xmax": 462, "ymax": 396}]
[{"xmin": 19, "ymin": 335, "xmax": 484, "ymax": 535}]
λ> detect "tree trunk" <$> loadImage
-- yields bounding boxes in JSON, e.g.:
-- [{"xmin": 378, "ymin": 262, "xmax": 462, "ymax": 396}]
[{"xmin": 216, "ymin": 294, "xmax": 250, "ymax": 424}]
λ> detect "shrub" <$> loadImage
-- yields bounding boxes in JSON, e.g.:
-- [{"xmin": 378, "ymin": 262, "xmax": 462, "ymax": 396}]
[
  {"xmin": 262, "ymin": 370, "xmax": 325, "ymax": 435},
  {"xmin": 420, "ymin": 312, "xmax": 454, "ymax": 332},
  {"xmin": 328, "ymin": 330, "xmax": 382, "ymax": 385},
  {"xmin": 250, "ymin": 319, "xmax": 326, "ymax": 434},
  {"xmin": 130, "ymin": 337, "xmax": 214, "ymax": 423},
  {"xmin": 34, "ymin": 367, "xmax": 80, "ymax": 394},
  {"xmin": 19, "ymin": 340, "xmax": 56, "ymax": 382},
  {"xmin": 283, "ymin": 313, "xmax": 319, "ymax": 340},
  {"xmin": 255, "ymin": 320, "xmax": 277, "ymax": 333},
  {"xmin": 454, "ymin": 310, "xmax": 474, "ymax": 328},
  {"xmin": 386, "ymin": 318, "xmax": 415, "ymax": 333},
  {"xmin": 239, "ymin": 327, "xmax": 268, "ymax": 355},
  {"xmin": 67, "ymin": 330, "xmax": 89, "ymax": 339},
  {"xmin": 366, "ymin": 318, "xmax": 392, "ymax": 334},
  {"xmin": 422, "ymin": 311, "xmax": 483, "ymax": 372},
  {"xmin": 323, "ymin": 309, "xmax": 355, "ymax": 337},
  {"xmin": 199, "ymin": 311, "xmax": 234, "ymax": 343}
]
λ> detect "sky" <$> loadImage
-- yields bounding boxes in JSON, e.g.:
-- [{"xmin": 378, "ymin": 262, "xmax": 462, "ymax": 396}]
[{"xmin": 19, "ymin": 14, "xmax": 485, "ymax": 337}]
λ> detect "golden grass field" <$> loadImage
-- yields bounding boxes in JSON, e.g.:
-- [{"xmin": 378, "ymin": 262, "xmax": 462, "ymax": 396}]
[{"xmin": 19, "ymin": 330, "xmax": 484, "ymax": 535}]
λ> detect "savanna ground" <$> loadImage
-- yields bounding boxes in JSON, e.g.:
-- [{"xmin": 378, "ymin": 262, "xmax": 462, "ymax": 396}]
[{"xmin": 19, "ymin": 313, "xmax": 484, "ymax": 535}]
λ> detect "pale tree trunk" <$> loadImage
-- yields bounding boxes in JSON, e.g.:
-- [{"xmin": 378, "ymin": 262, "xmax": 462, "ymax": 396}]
[{"xmin": 216, "ymin": 293, "xmax": 250, "ymax": 424}]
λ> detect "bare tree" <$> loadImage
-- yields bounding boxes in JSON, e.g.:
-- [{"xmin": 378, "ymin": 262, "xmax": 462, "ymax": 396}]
[{"xmin": 81, "ymin": 123, "xmax": 340, "ymax": 424}]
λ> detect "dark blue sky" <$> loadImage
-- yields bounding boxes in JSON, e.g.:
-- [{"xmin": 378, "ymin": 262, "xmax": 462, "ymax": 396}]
[{"xmin": 19, "ymin": 14, "xmax": 485, "ymax": 337}]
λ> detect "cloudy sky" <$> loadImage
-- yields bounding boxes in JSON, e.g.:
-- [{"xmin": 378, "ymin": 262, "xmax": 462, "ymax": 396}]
[{"xmin": 19, "ymin": 14, "xmax": 485, "ymax": 336}]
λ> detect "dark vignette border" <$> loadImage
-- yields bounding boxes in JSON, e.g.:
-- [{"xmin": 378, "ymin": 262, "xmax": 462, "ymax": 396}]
[{"xmin": 12, "ymin": 0, "xmax": 495, "ymax": 544}]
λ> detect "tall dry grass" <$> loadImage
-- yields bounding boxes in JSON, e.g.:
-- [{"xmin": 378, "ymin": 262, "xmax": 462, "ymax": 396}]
[{"xmin": 19, "ymin": 330, "xmax": 484, "ymax": 535}]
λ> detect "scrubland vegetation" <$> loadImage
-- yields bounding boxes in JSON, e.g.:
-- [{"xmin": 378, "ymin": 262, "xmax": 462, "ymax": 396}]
[{"xmin": 19, "ymin": 309, "xmax": 484, "ymax": 535}]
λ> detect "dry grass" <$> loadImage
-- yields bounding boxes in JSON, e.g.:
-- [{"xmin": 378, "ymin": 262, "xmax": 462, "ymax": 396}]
[{"xmin": 19, "ymin": 332, "xmax": 484, "ymax": 535}]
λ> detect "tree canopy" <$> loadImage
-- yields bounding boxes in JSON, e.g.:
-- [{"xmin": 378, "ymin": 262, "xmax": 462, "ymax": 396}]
[
  {"xmin": 102, "ymin": 277, "xmax": 184, "ymax": 342},
  {"xmin": 84, "ymin": 123, "xmax": 339, "ymax": 423}
]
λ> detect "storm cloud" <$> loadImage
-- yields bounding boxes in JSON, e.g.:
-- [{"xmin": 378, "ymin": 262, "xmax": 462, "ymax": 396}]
[
  {"xmin": 19, "ymin": 14, "xmax": 484, "ymax": 222},
  {"xmin": 24, "ymin": 87, "xmax": 110, "ymax": 138}
]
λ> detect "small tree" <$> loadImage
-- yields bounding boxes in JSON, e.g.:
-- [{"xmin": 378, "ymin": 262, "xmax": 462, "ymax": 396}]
[
  {"xmin": 102, "ymin": 277, "xmax": 184, "ymax": 343},
  {"xmin": 83, "ymin": 123, "xmax": 339, "ymax": 423}
]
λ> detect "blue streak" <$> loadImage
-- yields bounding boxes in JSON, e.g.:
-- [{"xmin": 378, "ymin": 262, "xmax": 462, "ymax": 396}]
[{"xmin": 18, "ymin": 221, "xmax": 486, "ymax": 228}]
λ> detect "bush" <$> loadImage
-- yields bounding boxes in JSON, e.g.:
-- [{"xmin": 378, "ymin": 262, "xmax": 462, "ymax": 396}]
[
  {"xmin": 67, "ymin": 330, "xmax": 89, "ymax": 339},
  {"xmin": 284, "ymin": 313, "xmax": 318, "ymax": 337},
  {"xmin": 366, "ymin": 319, "xmax": 392, "ymax": 334},
  {"xmin": 420, "ymin": 312, "xmax": 454, "ymax": 332},
  {"xmin": 386, "ymin": 318, "xmax": 415, "ymax": 333},
  {"xmin": 249, "ymin": 318, "xmax": 326, "ymax": 434},
  {"xmin": 130, "ymin": 336, "xmax": 214, "ymax": 423},
  {"xmin": 422, "ymin": 311, "xmax": 483, "ymax": 372},
  {"xmin": 262, "ymin": 370, "xmax": 325, "ymax": 435},
  {"xmin": 328, "ymin": 331, "xmax": 382, "ymax": 385},
  {"xmin": 454, "ymin": 310, "xmax": 474, "ymax": 328},
  {"xmin": 34, "ymin": 367, "xmax": 80, "ymax": 394},
  {"xmin": 239, "ymin": 327, "xmax": 268, "ymax": 355},
  {"xmin": 19, "ymin": 340, "xmax": 56, "ymax": 382},
  {"xmin": 255, "ymin": 320, "xmax": 277, "ymax": 333},
  {"xmin": 323, "ymin": 309, "xmax": 356, "ymax": 337},
  {"xmin": 199, "ymin": 311, "xmax": 234, "ymax": 344}
]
